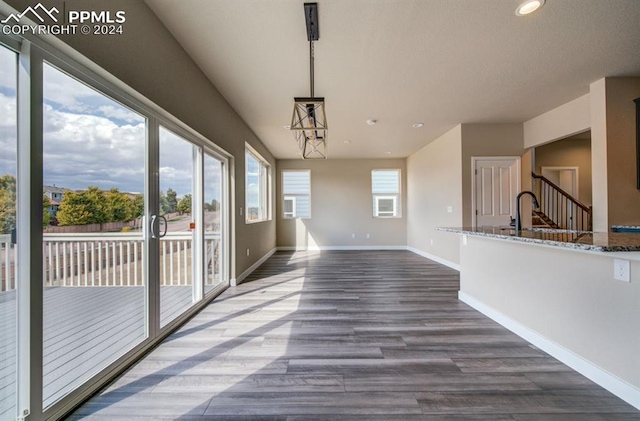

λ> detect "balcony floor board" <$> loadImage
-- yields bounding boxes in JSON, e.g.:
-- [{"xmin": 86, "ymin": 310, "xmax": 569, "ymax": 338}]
[{"xmin": 0, "ymin": 285, "xmax": 193, "ymax": 414}]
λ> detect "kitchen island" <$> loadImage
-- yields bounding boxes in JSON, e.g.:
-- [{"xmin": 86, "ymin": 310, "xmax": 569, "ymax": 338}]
[{"xmin": 439, "ymin": 227, "xmax": 640, "ymax": 410}]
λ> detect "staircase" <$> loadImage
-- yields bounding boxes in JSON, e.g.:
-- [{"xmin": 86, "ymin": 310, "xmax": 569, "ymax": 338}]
[
  {"xmin": 532, "ymin": 172, "xmax": 592, "ymax": 231},
  {"xmin": 532, "ymin": 210, "xmax": 560, "ymax": 229}
]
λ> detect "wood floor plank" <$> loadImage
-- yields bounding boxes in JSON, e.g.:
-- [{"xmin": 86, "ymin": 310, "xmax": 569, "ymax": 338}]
[{"xmin": 69, "ymin": 251, "xmax": 640, "ymax": 419}]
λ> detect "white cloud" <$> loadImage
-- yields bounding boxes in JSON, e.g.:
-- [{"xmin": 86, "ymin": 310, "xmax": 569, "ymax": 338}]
[
  {"xmin": 0, "ymin": 93, "xmax": 18, "ymax": 177},
  {"xmin": 0, "ymin": 62, "xmax": 221, "ymax": 202},
  {"xmin": 0, "ymin": 47, "xmax": 17, "ymax": 91},
  {"xmin": 98, "ymin": 105, "xmax": 145, "ymax": 124},
  {"xmin": 43, "ymin": 105, "xmax": 146, "ymax": 193}
]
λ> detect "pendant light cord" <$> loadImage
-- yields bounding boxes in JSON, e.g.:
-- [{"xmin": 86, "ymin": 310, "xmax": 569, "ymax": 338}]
[{"xmin": 308, "ymin": 7, "xmax": 315, "ymax": 98}]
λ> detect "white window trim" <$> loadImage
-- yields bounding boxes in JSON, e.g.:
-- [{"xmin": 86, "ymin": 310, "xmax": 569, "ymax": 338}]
[
  {"xmin": 372, "ymin": 169, "xmax": 402, "ymax": 218},
  {"xmin": 245, "ymin": 144, "xmax": 271, "ymax": 224},
  {"xmin": 374, "ymin": 195, "xmax": 398, "ymax": 218},
  {"xmin": 281, "ymin": 169, "xmax": 311, "ymax": 219},
  {"xmin": 283, "ymin": 196, "xmax": 296, "ymax": 218}
]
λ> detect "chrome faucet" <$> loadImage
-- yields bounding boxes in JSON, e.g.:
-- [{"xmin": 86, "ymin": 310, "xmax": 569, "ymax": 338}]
[{"xmin": 515, "ymin": 191, "xmax": 540, "ymax": 232}]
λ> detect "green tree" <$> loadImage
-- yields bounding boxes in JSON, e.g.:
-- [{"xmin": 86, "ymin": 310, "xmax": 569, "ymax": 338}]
[
  {"xmin": 166, "ymin": 188, "xmax": 178, "ymax": 213},
  {"xmin": 105, "ymin": 188, "xmax": 130, "ymax": 222},
  {"xmin": 160, "ymin": 191, "xmax": 169, "ymax": 216},
  {"xmin": 211, "ymin": 199, "xmax": 220, "ymax": 212},
  {"xmin": 0, "ymin": 175, "xmax": 16, "ymax": 234},
  {"xmin": 83, "ymin": 187, "xmax": 108, "ymax": 223},
  {"xmin": 56, "ymin": 190, "xmax": 95, "ymax": 226},
  {"xmin": 177, "ymin": 194, "xmax": 192, "ymax": 215},
  {"xmin": 129, "ymin": 195, "xmax": 144, "ymax": 220},
  {"xmin": 42, "ymin": 194, "xmax": 51, "ymax": 228}
]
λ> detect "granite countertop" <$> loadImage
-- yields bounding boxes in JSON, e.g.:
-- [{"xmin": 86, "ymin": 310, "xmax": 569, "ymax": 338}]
[{"xmin": 437, "ymin": 226, "xmax": 640, "ymax": 252}]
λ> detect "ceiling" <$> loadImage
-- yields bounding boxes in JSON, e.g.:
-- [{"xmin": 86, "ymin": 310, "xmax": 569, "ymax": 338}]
[{"xmin": 144, "ymin": 0, "xmax": 640, "ymax": 159}]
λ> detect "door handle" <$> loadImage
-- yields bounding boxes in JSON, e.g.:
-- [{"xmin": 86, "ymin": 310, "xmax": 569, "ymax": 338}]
[
  {"xmin": 150, "ymin": 215, "xmax": 168, "ymax": 239},
  {"xmin": 158, "ymin": 215, "xmax": 168, "ymax": 238},
  {"xmin": 150, "ymin": 214, "xmax": 158, "ymax": 239}
]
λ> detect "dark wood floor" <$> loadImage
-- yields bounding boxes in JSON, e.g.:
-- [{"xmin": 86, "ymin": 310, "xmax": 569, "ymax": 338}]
[{"xmin": 69, "ymin": 251, "xmax": 640, "ymax": 420}]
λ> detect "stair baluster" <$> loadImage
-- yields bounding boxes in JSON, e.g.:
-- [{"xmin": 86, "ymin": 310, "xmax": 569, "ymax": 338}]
[{"xmin": 531, "ymin": 172, "xmax": 592, "ymax": 231}]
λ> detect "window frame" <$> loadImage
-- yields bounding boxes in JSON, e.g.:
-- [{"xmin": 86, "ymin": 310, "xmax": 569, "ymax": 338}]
[
  {"xmin": 281, "ymin": 169, "xmax": 311, "ymax": 219},
  {"xmin": 245, "ymin": 145, "xmax": 271, "ymax": 224},
  {"xmin": 371, "ymin": 169, "xmax": 402, "ymax": 218},
  {"xmin": 374, "ymin": 195, "xmax": 398, "ymax": 217},
  {"xmin": 283, "ymin": 195, "xmax": 296, "ymax": 218}
]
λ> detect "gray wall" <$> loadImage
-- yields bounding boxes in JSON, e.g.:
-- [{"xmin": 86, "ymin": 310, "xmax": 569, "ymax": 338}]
[
  {"xmin": 407, "ymin": 124, "xmax": 526, "ymax": 266},
  {"xmin": 276, "ymin": 159, "xmax": 407, "ymax": 248},
  {"xmin": 4, "ymin": 0, "xmax": 278, "ymax": 276},
  {"xmin": 535, "ymin": 136, "xmax": 593, "ymax": 205},
  {"xmin": 407, "ymin": 125, "xmax": 463, "ymax": 264},
  {"xmin": 461, "ymin": 124, "xmax": 525, "ymax": 227}
]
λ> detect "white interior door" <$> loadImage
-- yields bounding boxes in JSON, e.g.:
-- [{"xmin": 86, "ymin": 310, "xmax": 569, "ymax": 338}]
[
  {"xmin": 474, "ymin": 158, "xmax": 520, "ymax": 227},
  {"xmin": 541, "ymin": 167, "xmax": 578, "ymax": 197}
]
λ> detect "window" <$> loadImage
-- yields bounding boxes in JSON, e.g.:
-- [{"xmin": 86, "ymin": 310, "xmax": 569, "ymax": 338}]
[
  {"xmin": 372, "ymin": 169, "xmax": 401, "ymax": 217},
  {"xmin": 246, "ymin": 146, "xmax": 270, "ymax": 222},
  {"xmin": 282, "ymin": 170, "xmax": 311, "ymax": 218}
]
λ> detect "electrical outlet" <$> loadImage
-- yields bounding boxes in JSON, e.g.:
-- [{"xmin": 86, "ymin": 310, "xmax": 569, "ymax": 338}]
[
  {"xmin": 613, "ymin": 259, "xmax": 630, "ymax": 282},
  {"xmin": 446, "ymin": 206, "xmax": 453, "ymax": 213},
  {"xmin": 351, "ymin": 233, "xmax": 356, "ymax": 239},
  {"xmin": 246, "ymin": 248, "xmax": 250, "ymax": 257},
  {"xmin": 430, "ymin": 239, "xmax": 434, "ymax": 246},
  {"xmin": 366, "ymin": 233, "xmax": 370, "ymax": 239}
]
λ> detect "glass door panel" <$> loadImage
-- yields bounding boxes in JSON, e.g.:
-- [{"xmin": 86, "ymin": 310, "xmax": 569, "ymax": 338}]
[
  {"xmin": 159, "ymin": 127, "xmax": 198, "ymax": 327},
  {"xmin": 0, "ymin": 45, "xmax": 18, "ymax": 421},
  {"xmin": 42, "ymin": 63, "xmax": 147, "ymax": 408},
  {"xmin": 204, "ymin": 154, "xmax": 225, "ymax": 293}
]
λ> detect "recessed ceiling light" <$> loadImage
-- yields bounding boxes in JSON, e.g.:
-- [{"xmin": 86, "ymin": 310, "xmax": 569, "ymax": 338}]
[
  {"xmin": 284, "ymin": 125, "xmax": 291, "ymax": 129},
  {"xmin": 344, "ymin": 140, "xmax": 352, "ymax": 144},
  {"xmin": 385, "ymin": 151, "xmax": 392, "ymax": 155},
  {"xmin": 515, "ymin": 0, "xmax": 545, "ymax": 16},
  {"xmin": 412, "ymin": 123, "xmax": 424, "ymax": 128},
  {"xmin": 366, "ymin": 119, "xmax": 377, "ymax": 126}
]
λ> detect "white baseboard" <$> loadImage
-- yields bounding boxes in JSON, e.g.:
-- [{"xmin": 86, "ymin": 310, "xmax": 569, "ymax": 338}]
[
  {"xmin": 458, "ymin": 291, "xmax": 640, "ymax": 411},
  {"xmin": 276, "ymin": 245, "xmax": 408, "ymax": 251},
  {"xmin": 231, "ymin": 248, "xmax": 277, "ymax": 286},
  {"xmin": 407, "ymin": 246, "xmax": 461, "ymax": 271}
]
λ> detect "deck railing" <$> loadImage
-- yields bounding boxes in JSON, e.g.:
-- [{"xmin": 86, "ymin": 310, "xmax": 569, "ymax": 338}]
[{"xmin": 0, "ymin": 232, "xmax": 221, "ymax": 291}]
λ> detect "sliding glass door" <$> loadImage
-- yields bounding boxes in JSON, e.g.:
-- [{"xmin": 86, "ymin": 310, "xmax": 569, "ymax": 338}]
[
  {"xmin": 0, "ymin": 34, "xmax": 230, "ymax": 418},
  {"xmin": 0, "ymin": 44, "xmax": 18, "ymax": 421},
  {"xmin": 204, "ymin": 153, "xmax": 226, "ymax": 294},
  {"xmin": 159, "ymin": 126, "xmax": 200, "ymax": 328},
  {"xmin": 41, "ymin": 63, "xmax": 148, "ymax": 409}
]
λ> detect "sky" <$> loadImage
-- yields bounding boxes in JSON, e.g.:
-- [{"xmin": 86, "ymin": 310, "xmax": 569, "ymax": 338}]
[{"xmin": 0, "ymin": 48, "xmax": 221, "ymax": 204}]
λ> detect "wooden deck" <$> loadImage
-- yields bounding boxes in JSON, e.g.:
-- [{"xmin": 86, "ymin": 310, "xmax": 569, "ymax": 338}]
[
  {"xmin": 68, "ymin": 251, "xmax": 640, "ymax": 420},
  {"xmin": 0, "ymin": 285, "xmax": 193, "ymax": 418}
]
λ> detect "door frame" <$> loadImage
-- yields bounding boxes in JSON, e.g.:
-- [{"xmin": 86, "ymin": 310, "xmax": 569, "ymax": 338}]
[
  {"xmin": 471, "ymin": 156, "xmax": 521, "ymax": 228},
  {"xmin": 540, "ymin": 166, "xmax": 579, "ymax": 198},
  {"xmin": 2, "ymin": 29, "xmax": 235, "ymax": 420}
]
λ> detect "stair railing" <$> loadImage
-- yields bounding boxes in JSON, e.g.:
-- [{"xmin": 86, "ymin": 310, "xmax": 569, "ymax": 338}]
[{"xmin": 532, "ymin": 172, "xmax": 592, "ymax": 231}]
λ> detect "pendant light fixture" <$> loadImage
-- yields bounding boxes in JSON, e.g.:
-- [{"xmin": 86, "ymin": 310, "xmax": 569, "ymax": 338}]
[{"xmin": 290, "ymin": 3, "xmax": 327, "ymax": 159}]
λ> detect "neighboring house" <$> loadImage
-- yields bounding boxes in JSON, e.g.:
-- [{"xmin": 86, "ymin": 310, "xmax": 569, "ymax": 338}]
[{"xmin": 43, "ymin": 185, "xmax": 67, "ymax": 217}]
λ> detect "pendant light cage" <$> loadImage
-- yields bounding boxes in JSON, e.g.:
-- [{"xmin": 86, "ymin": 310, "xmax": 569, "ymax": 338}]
[
  {"xmin": 291, "ymin": 97, "xmax": 327, "ymax": 159},
  {"xmin": 290, "ymin": 3, "xmax": 327, "ymax": 159}
]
